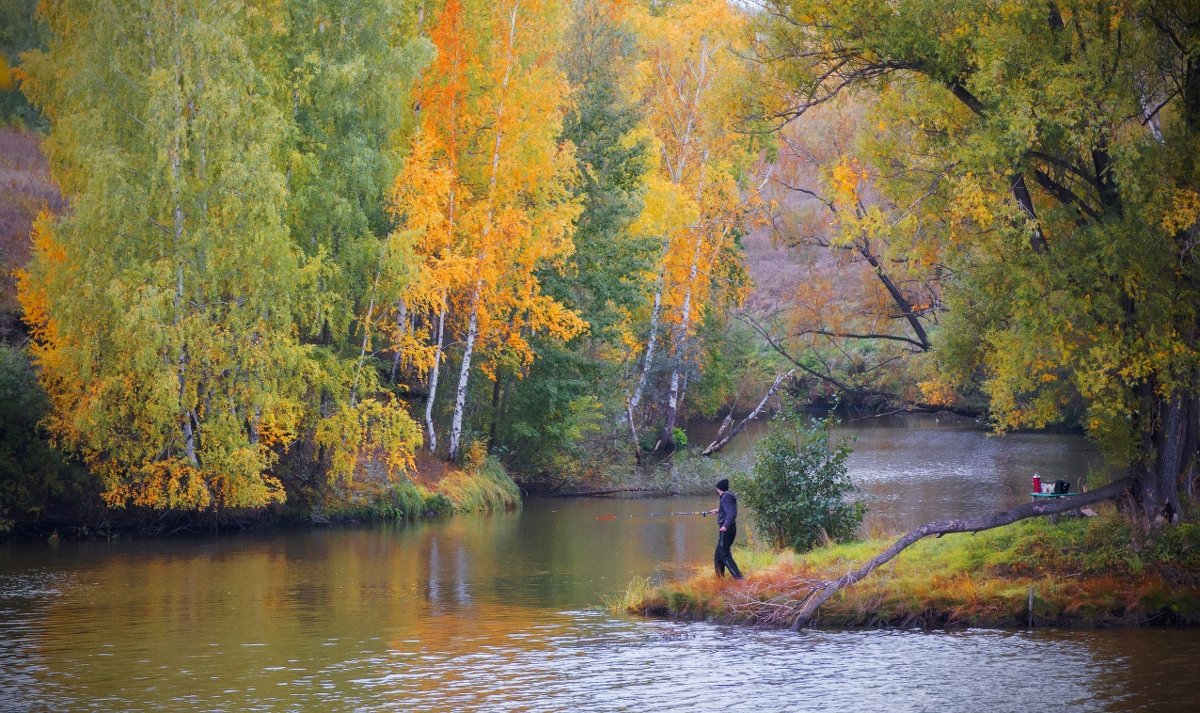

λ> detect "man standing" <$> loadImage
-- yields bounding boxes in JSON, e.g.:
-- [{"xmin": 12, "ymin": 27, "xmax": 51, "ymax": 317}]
[{"xmin": 709, "ymin": 478, "xmax": 743, "ymax": 579}]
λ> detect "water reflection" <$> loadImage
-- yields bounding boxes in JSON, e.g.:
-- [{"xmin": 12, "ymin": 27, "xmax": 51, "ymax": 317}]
[
  {"xmin": 687, "ymin": 414, "xmax": 1109, "ymax": 534},
  {"xmin": 3, "ymin": 502, "xmax": 1199, "ymax": 712},
  {"xmin": 0, "ymin": 418, "xmax": 1195, "ymax": 712}
]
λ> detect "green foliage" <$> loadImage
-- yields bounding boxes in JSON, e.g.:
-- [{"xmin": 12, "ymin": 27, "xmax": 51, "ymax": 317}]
[
  {"xmin": 687, "ymin": 312, "xmax": 776, "ymax": 419},
  {"xmin": 734, "ymin": 414, "xmax": 863, "ymax": 552},
  {"xmin": 0, "ymin": 345, "xmax": 86, "ymax": 529},
  {"xmin": 496, "ymin": 0, "xmax": 652, "ymax": 482},
  {"xmin": 551, "ymin": 0, "xmax": 653, "ymax": 343},
  {"xmin": 20, "ymin": 0, "xmax": 315, "ymax": 508},
  {"xmin": 278, "ymin": 0, "xmax": 431, "ymax": 345},
  {"xmin": 0, "ymin": 0, "xmax": 46, "ymax": 129},
  {"xmin": 498, "ymin": 345, "xmax": 611, "ymax": 481},
  {"xmin": 755, "ymin": 0, "xmax": 1200, "ymax": 517},
  {"xmin": 15, "ymin": 1, "xmax": 428, "ymax": 512}
]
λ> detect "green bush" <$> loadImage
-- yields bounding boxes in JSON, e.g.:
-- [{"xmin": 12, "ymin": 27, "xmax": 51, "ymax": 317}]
[
  {"xmin": 733, "ymin": 415, "xmax": 863, "ymax": 552},
  {"xmin": 0, "ymin": 345, "xmax": 87, "ymax": 530}
]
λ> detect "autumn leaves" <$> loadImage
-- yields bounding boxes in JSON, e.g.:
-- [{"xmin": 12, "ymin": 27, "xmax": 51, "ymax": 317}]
[{"xmin": 16, "ymin": 0, "xmax": 763, "ymax": 510}]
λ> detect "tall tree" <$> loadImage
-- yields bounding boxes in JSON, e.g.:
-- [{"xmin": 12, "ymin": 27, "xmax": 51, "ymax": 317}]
[
  {"xmin": 626, "ymin": 0, "xmax": 758, "ymax": 453},
  {"xmin": 755, "ymin": 0, "xmax": 1200, "ymax": 525},
  {"xmin": 275, "ymin": 0, "xmax": 429, "ymax": 492},
  {"xmin": 391, "ymin": 0, "xmax": 584, "ymax": 461},
  {"xmin": 19, "ymin": 0, "xmax": 311, "ymax": 508},
  {"xmin": 496, "ymin": 0, "xmax": 653, "ymax": 479}
]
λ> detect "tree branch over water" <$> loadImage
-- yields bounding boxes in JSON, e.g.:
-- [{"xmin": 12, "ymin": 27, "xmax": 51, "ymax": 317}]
[{"xmin": 787, "ymin": 477, "xmax": 1133, "ymax": 630}]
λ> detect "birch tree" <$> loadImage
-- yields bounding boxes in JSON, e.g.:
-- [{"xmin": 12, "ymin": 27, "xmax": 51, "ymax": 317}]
[
  {"xmin": 20, "ymin": 0, "xmax": 309, "ymax": 508},
  {"xmin": 391, "ymin": 0, "xmax": 584, "ymax": 461},
  {"xmin": 626, "ymin": 0, "xmax": 757, "ymax": 452}
]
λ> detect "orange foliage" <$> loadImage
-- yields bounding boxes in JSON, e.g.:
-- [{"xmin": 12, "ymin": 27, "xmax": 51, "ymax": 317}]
[{"xmin": 391, "ymin": 0, "xmax": 584, "ymax": 379}]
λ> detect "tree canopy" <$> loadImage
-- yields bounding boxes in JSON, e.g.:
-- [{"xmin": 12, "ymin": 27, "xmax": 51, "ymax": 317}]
[{"xmin": 753, "ymin": 0, "xmax": 1200, "ymax": 523}]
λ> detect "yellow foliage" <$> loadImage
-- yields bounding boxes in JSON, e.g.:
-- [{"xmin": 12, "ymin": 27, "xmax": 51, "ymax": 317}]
[
  {"xmin": 315, "ymin": 396, "xmax": 422, "ymax": 486},
  {"xmin": 1161, "ymin": 188, "xmax": 1200, "ymax": 236},
  {"xmin": 0, "ymin": 53, "xmax": 13, "ymax": 91},
  {"xmin": 830, "ymin": 155, "xmax": 863, "ymax": 205},
  {"xmin": 918, "ymin": 378, "xmax": 958, "ymax": 406},
  {"xmin": 390, "ymin": 0, "xmax": 585, "ymax": 391}
]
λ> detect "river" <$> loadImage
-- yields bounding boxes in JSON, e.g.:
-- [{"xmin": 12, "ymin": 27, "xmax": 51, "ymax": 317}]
[{"xmin": 2, "ymin": 416, "xmax": 1198, "ymax": 712}]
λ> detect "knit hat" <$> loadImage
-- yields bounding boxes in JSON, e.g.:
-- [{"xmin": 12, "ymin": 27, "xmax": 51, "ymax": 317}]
[{"xmin": 716, "ymin": 478, "xmax": 729, "ymax": 492}]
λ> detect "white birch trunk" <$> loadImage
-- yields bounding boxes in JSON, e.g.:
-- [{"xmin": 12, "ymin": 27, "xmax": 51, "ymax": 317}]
[
  {"xmin": 627, "ymin": 272, "xmax": 663, "ymax": 415},
  {"xmin": 449, "ymin": 284, "xmax": 481, "ymax": 460},
  {"xmin": 390, "ymin": 299, "xmax": 408, "ymax": 383},
  {"xmin": 351, "ymin": 258, "xmax": 384, "ymax": 407},
  {"xmin": 425, "ymin": 298, "xmax": 447, "ymax": 452},
  {"xmin": 660, "ymin": 223, "xmax": 703, "ymax": 449},
  {"xmin": 169, "ymin": 25, "xmax": 199, "ymax": 469},
  {"xmin": 447, "ymin": 1, "xmax": 519, "ymax": 461}
]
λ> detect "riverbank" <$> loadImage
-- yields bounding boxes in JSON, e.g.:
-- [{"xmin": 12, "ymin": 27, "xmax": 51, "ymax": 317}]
[
  {"xmin": 621, "ymin": 508, "xmax": 1200, "ymax": 629},
  {"xmin": 0, "ymin": 454, "xmax": 521, "ymax": 542}
]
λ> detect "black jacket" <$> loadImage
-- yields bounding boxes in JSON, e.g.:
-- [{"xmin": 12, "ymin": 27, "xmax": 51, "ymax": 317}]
[{"xmin": 717, "ymin": 490, "xmax": 737, "ymax": 529}]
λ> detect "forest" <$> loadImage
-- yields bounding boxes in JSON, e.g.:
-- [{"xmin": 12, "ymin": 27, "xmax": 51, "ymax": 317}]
[{"xmin": 1, "ymin": 0, "xmax": 1198, "ymax": 535}]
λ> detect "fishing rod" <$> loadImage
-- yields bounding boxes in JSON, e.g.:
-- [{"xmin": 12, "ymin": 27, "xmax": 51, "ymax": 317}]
[{"xmin": 594, "ymin": 510, "xmax": 715, "ymax": 520}]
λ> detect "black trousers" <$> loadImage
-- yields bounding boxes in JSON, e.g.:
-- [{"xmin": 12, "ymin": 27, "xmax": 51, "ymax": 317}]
[{"xmin": 714, "ymin": 525, "xmax": 743, "ymax": 579}]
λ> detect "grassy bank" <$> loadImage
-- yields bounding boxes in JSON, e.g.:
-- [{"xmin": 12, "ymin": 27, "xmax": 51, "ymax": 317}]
[
  {"xmin": 621, "ymin": 509, "xmax": 1200, "ymax": 629},
  {"xmin": 304, "ymin": 454, "xmax": 522, "ymax": 524}
]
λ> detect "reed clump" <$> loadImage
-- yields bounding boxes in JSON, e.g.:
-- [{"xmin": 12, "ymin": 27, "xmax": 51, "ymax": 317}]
[
  {"xmin": 322, "ymin": 453, "xmax": 520, "ymax": 522},
  {"xmin": 435, "ymin": 454, "xmax": 522, "ymax": 513},
  {"xmin": 624, "ymin": 509, "xmax": 1200, "ymax": 629}
]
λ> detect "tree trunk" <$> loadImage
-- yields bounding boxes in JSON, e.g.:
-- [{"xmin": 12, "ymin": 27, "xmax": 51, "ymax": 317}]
[
  {"xmin": 788, "ymin": 477, "xmax": 1132, "ymax": 629},
  {"xmin": 659, "ymin": 235, "xmax": 703, "ymax": 451},
  {"xmin": 350, "ymin": 253, "xmax": 385, "ymax": 406},
  {"xmin": 625, "ymin": 265, "xmax": 665, "ymax": 462},
  {"xmin": 628, "ymin": 269, "xmax": 664, "ymax": 416},
  {"xmin": 447, "ymin": 0, "xmax": 519, "ymax": 462},
  {"xmin": 487, "ymin": 374, "xmax": 505, "ymax": 453},
  {"xmin": 424, "ymin": 298, "xmax": 447, "ymax": 453},
  {"xmin": 170, "ymin": 28, "xmax": 198, "ymax": 470},
  {"xmin": 1129, "ymin": 387, "xmax": 1191, "ymax": 526},
  {"xmin": 449, "ymin": 283, "xmax": 481, "ymax": 461},
  {"xmin": 390, "ymin": 300, "xmax": 408, "ymax": 383}
]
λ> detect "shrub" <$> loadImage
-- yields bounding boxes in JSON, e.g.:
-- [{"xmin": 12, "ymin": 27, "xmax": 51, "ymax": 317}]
[
  {"xmin": 733, "ymin": 415, "xmax": 863, "ymax": 552},
  {"xmin": 0, "ymin": 345, "xmax": 87, "ymax": 530}
]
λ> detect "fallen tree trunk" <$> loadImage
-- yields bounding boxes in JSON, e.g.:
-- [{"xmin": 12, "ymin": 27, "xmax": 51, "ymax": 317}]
[
  {"xmin": 702, "ymin": 370, "xmax": 795, "ymax": 456},
  {"xmin": 789, "ymin": 476, "xmax": 1133, "ymax": 630}
]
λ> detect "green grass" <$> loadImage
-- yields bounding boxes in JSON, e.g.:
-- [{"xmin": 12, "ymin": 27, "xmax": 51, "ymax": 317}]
[
  {"xmin": 436, "ymin": 456, "xmax": 522, "ymax": 513},
  {"xmin": 318, "ymin": 455, "xmax": 521, "ymax": 522},
  {"xmin": 623, "ymin": 511, "xmax": 1200, "ymax": 629}
]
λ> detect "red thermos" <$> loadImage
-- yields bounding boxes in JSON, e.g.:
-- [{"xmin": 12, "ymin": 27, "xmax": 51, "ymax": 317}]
[{"xmin": 1032, "ymin": 473, "xmax": 1041, "ymax": 494}]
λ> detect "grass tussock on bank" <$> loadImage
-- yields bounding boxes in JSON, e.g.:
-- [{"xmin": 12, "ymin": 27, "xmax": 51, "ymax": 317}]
[
  {"xmin": 319, "ymin": 454, "xmax": 521, "ymax": 523},
  {"xmin": 623, "ymin": 510, "xmax": 1200, "ymax": 629}
]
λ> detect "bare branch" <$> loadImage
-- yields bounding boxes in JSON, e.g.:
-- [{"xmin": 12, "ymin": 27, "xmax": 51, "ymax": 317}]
[{"xmin": 702, "ymin": 369, "xmax": 795, "ymax": 456}]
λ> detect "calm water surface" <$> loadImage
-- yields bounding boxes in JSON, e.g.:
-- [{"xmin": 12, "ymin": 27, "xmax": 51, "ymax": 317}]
[{"xmin": 2, "ymin": 417, "xmax": 1198, "ymax": 712}]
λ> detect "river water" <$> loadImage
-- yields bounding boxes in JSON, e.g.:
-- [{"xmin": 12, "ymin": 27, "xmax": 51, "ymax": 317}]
[{"xmin": 2, "ymin": 416, "xmax": 1198, "ymax": 712}]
